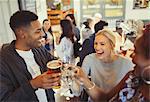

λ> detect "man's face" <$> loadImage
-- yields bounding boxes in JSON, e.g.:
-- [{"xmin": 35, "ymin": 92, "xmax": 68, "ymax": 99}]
[{"xmin": 24, "ymin": 20, "xmax": 43, "ymax": 49}]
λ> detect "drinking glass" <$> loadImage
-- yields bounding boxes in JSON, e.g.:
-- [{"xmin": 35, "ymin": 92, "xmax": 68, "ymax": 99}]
[
  {"xmin": 47, "ymin": 60, "xmax": 62, "ymax": 89},
  {"xmin": 60, "ymin": 56, "xmax": 81, "ymax": 100}
]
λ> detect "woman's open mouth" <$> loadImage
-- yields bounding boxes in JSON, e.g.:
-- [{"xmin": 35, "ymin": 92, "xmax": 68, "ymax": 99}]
[{"xmin": 97, "ymin": 51, "xmax": 104, "ymax": 56}]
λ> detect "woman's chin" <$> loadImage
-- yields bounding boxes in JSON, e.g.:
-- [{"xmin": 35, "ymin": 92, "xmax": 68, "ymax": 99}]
[{"xmin": 96, "ymin": 55, "xmax": 104, "ymax": 60}]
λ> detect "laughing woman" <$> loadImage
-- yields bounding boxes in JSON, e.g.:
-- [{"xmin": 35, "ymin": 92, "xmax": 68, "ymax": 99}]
[
  {"xmin": 75, "ymin": 24, "xmax": 150, "ymax": 102},
  {"xmin": 81, "ymin": 29, "xmax": 134, "ymax": 101}
]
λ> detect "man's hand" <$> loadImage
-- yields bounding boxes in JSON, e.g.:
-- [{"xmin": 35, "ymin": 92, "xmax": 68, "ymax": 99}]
[{"xmin": 30, "ymin": 71, "xmax": 61, "ymax": 89}]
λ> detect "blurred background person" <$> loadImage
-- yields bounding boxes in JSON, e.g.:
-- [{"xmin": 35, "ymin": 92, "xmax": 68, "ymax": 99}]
[
  {"xmin": 65, "ymin": 14, "xmax": 80, "ymax": 42},
  {"xmin": 65, "ymin": 14, "xmax": 81, "ymax": 58},
  {"xmin": 114, "ymin": 27, "xmax": 134, "ymax": 57},
  {"xmin": 55, "ymin": 19, "xmax": 75, "ymax": 64},
  {"xmin": 82, "ymin": 18, "xmax": 94, "ymax": 42},
  {"xmin": 94, "ymin": 13, "xmax": 102, "ymax": 26},
  {"xmin": 135, "ymin": 20, "xmax": 145, "ymax": 38},
  {"xmin": 42, "ymin": 19, "xmax": 54, "ymax": 55}
]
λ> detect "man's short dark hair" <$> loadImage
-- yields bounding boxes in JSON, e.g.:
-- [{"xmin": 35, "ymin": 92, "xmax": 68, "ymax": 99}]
[{"xmin": 9, "ymin": 10, "xmax": 38, "ymax": 32}]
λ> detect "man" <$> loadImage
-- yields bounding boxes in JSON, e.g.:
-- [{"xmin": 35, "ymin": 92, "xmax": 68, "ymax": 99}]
[{"xmin": 0, "ymin": 10, "xmax": 60, "ymax": 102}]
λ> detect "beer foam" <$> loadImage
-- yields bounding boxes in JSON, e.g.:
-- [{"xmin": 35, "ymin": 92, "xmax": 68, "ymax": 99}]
[{"xmin": 47, "ymin": 60, "xmax": 62, "ymax": 69}]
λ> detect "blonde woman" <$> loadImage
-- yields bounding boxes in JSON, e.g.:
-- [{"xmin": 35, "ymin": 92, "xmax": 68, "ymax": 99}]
[{"xmin": 81, "ymin": 29, "xmax": 134, "ymax": 101}]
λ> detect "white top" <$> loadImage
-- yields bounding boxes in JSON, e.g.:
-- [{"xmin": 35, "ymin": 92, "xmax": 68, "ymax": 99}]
[
  {"xmin": 46, "ymin": 31, "xmax": 53, "ymax": 45},
  {"xmin": 82, "ymin": 53, "xmax": 134, "ymax": 92},
  {"xmin": 16, "ymin": 49, "xmax": 47, "ymax": 102},
  {"xmin": 55, "ymin": 37, "xmax": 75, "ymax": 64}
]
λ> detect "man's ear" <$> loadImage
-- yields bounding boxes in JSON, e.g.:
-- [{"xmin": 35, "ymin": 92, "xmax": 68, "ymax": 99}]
[{"xmin": 15, "ymin": 28, "xmax": 25, "ymax": 39}]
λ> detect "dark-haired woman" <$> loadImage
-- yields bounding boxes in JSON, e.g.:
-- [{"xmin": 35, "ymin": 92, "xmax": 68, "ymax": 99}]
[
  {"xmin": 55, "ymin": 19, "xmax": 75, "ymax": 64},
  {"xmin": 65, "ymin": 14, "xmax": 81, "ymax": 57},
  {"xmin": 42, "ymin": 19, "xmax": 54, "ymax": 55}
]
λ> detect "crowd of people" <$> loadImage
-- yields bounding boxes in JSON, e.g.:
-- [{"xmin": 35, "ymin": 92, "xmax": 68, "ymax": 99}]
[{"xmin": 0, "ymin": 10, "xmax": 149, "ymax": 102}]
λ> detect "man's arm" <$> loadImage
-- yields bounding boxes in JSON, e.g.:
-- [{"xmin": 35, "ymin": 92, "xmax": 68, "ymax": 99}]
[
  {"xmin": 0, "ymin": 52, "xmax": 60, "ymax": 101},
  {"xmin": 0, "ymin": 62, "xmax": 37, "ymax": 101}
]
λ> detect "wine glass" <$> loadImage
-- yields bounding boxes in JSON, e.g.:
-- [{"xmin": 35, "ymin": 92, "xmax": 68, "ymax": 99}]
[{"xmin": 60, "ymin": 55, "xmax": 79, "ymax": 100}]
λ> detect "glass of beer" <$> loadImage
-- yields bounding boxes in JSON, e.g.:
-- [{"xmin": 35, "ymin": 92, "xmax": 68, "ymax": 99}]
[{"xmin": 47, "ymin": 60, "xmax": 62, "ymax": 89}]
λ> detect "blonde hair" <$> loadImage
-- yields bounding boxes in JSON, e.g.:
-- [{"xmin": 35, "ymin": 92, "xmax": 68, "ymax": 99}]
[{"xmin": 95, "ymin": 29, "xmax": 116, "ymax": 47}]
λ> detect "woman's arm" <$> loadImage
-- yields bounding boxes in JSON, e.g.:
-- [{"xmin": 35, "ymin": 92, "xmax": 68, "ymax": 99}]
[{"xmin": 74, "ymin": 68, "xmax": 131, "ymax": 101}]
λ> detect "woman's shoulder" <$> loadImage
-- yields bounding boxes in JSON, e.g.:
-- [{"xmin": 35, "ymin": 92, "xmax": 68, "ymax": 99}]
[
  {"xmin": 84, "ymin": 53, "xmax": 97, "ymax": 61},
  {"xmin": 61, "ymin": 37, "xmax": 71, "ymax": 42},
  {"xmin": 117, "ymin": 55, "xmax": 133, "ymax": 63},
  {"xmin": 60, "ymin": 37, "xmax": 73, "ymax": 47},
  {"xmin": 85, "ymin": 53, "xmax": 95, "ymax": 58},
  {"xmin": 117, "ymin": 55, "xmax": 134, "ymax": 68}
]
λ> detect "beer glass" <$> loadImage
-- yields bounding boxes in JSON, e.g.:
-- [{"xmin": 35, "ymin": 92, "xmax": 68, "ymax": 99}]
[{"xmin": 47, "ymin": 60, "xmax": 62, "ymax": 89}]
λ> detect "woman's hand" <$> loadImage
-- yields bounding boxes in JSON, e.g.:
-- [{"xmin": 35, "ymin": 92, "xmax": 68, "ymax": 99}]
[
  {"xmin": 74, "ymin": 66, "xmax": 107, "ymax": 101},
  {"xmin": 74, "ymin": 67, "xmax": 88, "ymax": 82},
  {"xmin": 74, "ymin": 67, "xmax": 92, "ymax": 88}
]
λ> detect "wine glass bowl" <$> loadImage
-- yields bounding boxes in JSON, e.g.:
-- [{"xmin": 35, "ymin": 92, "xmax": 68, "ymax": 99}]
[{"xmin": 60, "ymin": 64, "xmax": 81, "ymax": 100}]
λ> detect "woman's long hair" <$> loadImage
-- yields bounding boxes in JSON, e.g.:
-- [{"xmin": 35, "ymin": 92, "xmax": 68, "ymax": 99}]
[
  {"xmin": 136, "ymin": 24, "xmax": 150, "ymax": 59},
  {"xmin": 60, "ymin": 19, "xmax": 75, "ymax": 43},
  {"xmin": 65, "ymin": 14, "xmax": 76, "ymax": 26}
]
